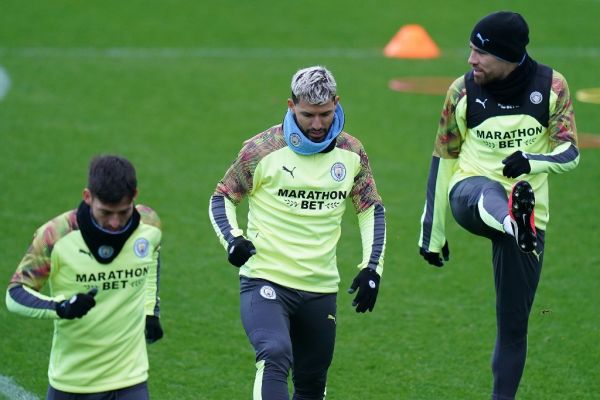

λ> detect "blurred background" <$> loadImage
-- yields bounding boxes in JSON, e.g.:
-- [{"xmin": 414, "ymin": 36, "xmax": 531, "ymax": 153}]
[{"xmin": 1, "ymin": 0, "xmax": 599, "ymax": 398}]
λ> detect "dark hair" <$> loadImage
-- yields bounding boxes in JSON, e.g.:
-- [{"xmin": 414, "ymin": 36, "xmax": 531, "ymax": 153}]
[{"xmin": 88, "ymin": 155, "xmax": 137, "ymax": 204}]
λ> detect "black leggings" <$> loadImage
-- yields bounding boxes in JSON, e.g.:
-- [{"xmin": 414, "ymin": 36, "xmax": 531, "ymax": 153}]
[
  {"xmin": 240, "ymin": 277, "xmax": 337, "ymax": 400},
  {"xmin": 46, "ymin": 381, "xmax": 148, "ymax": 400},
  {"xmin": 450, "ymin": 177, "xmax": 544, "ymax": 400}
]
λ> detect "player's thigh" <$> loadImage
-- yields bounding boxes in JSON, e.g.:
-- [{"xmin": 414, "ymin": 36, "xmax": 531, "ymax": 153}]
[
  {"xmin": 290, "ymin": 293, "xmax": 337, "ymax": 370},
  {"xmin": 240, "ymin": 277, "xmax": 297, "ymax": 359},
  {"xmin": 450, "ymin": 176, "xmax": 504, "ymax": 238}
]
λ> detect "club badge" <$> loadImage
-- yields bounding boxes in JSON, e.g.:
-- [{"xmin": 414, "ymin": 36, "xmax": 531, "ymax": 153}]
[
  {"xmin": 134, "ymin": 238, "xmax": 150, "ymax": 258},
  {"xmin": 290, "ymin": 133, "xmax": 302, "ymax": 147},
  {"xmin": 259, "ymin": 285, "xmax": 276, "ymax": 300},
  {"xmin": 331, "ymin": 162, "xmax": 346, "ymax": 181},
  {"xmin": 98, "ymin": 245, "xmax": 114, "ymax": 259},
  {"xmin": 530, "ymin": 91, "xmax": 543, "ymax": 104}
]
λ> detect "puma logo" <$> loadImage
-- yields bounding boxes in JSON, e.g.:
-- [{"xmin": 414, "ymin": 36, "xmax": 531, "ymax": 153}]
[
  {"xmin": 282, "ymin": 165, "xmax": 296, "ymax": 178},
  {"xmin": 475, "ymin": 98, "xmax": 488, "ymax": 108},
  {"xmin": 476, "ymin": 33, "xmax": 490, "ymax": 46},
  {"xmin": 79, "ymin": 249, "xmax": 92, "ymax": 258}
]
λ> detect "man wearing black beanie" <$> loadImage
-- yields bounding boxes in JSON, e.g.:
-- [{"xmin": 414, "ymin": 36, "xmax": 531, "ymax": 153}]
[{"xmin": 418, "ymin": 11, "xmax": 580, "ymax": 400}]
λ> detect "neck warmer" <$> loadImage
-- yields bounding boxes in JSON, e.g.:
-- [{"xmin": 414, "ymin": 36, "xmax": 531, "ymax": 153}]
[
  {"xmin": 76, "ymin": 201, "xmax": 140, "ymax": 264},
  {"xmin": 483, "ymin": 55, "xmax": 538, "ymax": 102},
  {"xmin": 283, "ymin": 103, "xmax": 344, "ymax": 155}
]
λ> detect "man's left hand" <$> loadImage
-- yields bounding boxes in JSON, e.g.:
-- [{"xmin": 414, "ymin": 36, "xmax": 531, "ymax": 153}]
[
  {"xmin": 347, "ymin": 268, "xmax": 380, "ymax": 313},
  {"xmin": 145, "ymin": 315, "xmax": 163, "ymax": 344},
  {"xmin": 419, "ymin": 241, "xmax": 450, "ymax": 267},
  {"xmin": 502, "ymin": 150, "xmax": 531, "ymax": 178}
]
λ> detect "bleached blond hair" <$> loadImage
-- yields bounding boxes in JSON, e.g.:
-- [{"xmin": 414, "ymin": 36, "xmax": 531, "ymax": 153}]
[{"xmin": 290, "ymin": 66, "xmax": 337, "ymax": 105}]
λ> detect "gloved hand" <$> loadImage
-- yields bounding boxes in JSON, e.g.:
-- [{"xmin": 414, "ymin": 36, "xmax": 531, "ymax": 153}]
[
  {"xmin": 227, "ymin": 236, "xmax": 256, "ymax": 267},
  {"xmin": 502, "ymin": 150, "xmax": 531, "ymax": 178},
  {"xmin": 347, "ymin": 268, "xmax": 380, "ymax": 313},
  {"xmin": 419, "ymin": 241, "xmax": 450, "ymax": 267},
  {"xmin": 56, "ymin": 287, "xmax": 97, "ymax": 319},
  {"xmin": 145, "ymin": 315, "xmax": 164, "ymax": 344}
]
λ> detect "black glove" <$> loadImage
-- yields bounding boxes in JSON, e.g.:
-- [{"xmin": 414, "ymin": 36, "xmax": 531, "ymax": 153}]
[
  {"xmin": 145, "ymin": 315, "xmax": 163, "ymax": 344},
  {"xmin": 227, "ymin": 236, "xmax": 256, "ymax": 267},
  {"xmin": 347, "ymin": 268, "xmax": 380, "ymax": 313},
  {"xmin": 502, "ymin": 150, "xmax": 531, "ymax": 178},
  {"xmin": 56, "ymin": 287, "xmax": 97, "ymax": 319},
  {"xmin": 419, "ymin": 241, "xmax": 450, "ymax": 267}
]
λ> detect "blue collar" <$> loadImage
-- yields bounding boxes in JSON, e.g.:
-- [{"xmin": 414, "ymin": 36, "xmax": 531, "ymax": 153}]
[{"xmin": 283, "ymin": 103, "xmax": 344, "ymax": 155}]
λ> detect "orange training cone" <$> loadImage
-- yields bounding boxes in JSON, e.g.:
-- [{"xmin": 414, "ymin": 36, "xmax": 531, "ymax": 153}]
[{"xmin": 383, "ymin": 24, "xmax": 440, "ymax": 59}]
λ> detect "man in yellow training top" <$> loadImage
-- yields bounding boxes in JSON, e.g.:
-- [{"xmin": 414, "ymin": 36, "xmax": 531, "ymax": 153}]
[
  {"xmin": 418, "ymin": 11, "xmax": 579, "ymax": 400},
  {"xmin": 6, "ymin": 155, "xmax": 163, "ymax": 400},
  {"xmin": 210, "ymin": 65, "xmax": 386, "ymax": 399}
]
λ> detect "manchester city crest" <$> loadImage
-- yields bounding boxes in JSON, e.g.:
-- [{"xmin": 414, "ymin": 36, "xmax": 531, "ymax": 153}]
[
  {"xmin": 98, "ymin": 245, "xmax": 114, "ymax": 259},
  {"xmin": 259, "ymin": 285, "xmax": 276, "ymax": 300},
  {"xmin": 530, "ymin": 91, "xmax": 543, "ymax": 104},
  {"xmin": 331, "ymin": 162, "xmax": 346, "ymax": 182},
  {"xmin": 290, "ymin": 133, "xmax": 302, "ymax": 147},
  {"xmin": 134, "ymin": 238, "xmax": 150, "ymax": 258}
]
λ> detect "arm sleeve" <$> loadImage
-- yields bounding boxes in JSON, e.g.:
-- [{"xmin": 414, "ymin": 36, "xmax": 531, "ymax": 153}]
[
  {"xmin": 138, "ymin": 206, "xmax": 163, "ymax": 317},
  {"xmin": 351, "ymin": 141, "xmax": 386, "ymax": 275},
  {"xmin": 356, "ymin": 204, "xmax": 386, "ymax": 276},
  {"xmin": 209, "ymin": 138, "xmax": 262, "ymax": 248},
  {"xmin": 418, "ymin": 156, "xmax": 457, "ymax": 252},
  {"xmin": 349, "ymin": 142, "xmax": 383, "ymax": 214},
  {"xmin": 209, "ymin": 194, "xmax": 244, "ymax": 249},
  {"xmin": 526, "ymin": 142, "xmax": 579, "ymax": 174},
  {"xmin": 525, "ymin": 71, "xmax": 580, "ymax": 174},
  {"xmin": 145, "ymin": 247, "xmax": 161, "ymax": 317},
  {"xmin": 6, "ymin": 284, "xmax": 64, "ymax": 319},
  {"xmin": 418, "ymin": 78, "xmax": 464, "ymax": 253},
  {"xmin": 347, "ymin": 142, "xmax": 386, "ymax": 275},
  {"xmin": 5, "ymin": 216, "xmax": 73, "ymax": 319}
]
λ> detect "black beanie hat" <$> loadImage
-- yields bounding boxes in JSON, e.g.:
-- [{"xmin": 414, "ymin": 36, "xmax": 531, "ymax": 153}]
[{"xmin": 470, "ymin": 11, "xmax": 529, "ymax": 63}]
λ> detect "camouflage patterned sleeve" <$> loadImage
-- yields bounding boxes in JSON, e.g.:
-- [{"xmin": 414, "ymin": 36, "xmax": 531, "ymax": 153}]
[
  {"xmin": 344, "ymin": 138, "xmax": 383, "ymax": 214},
  {"xmin": 526, "ymin": 71, "xmax": 580, "ymax": 175},
  {"xmin": 548, "ymin": 71, "xmax": 578, "ymax": 147},
  {"xmin": 434, "ymin": 77, "xmax": 466, "ymax": 159},
  {"xmin": 137, "ymin": 204, "xmax": 161, "ymax": 229},
  {"xmin": 6, "ymin": 210, "xmax": 77, "ymax": 319},
  {"xmin": 214, "ymin": 146, "xmax": 254, "ymax": 205},
  {"xmin": 9, "ymin": 211, "xmax": 77, "ymax": 291},
  {"xmin": 214, "ymin": 127, "xmax": 285, "ymax": 204},
  {"xmin": 210, "ymin": 127, "xmax": 286, "ymax": 247},
  {"xmin": 336, "ymin": 133, "xmax": 386, "ymax": 274},
  {"xmin": 419, "ymin": 78, "xmax": 464, "ymax": 253}
]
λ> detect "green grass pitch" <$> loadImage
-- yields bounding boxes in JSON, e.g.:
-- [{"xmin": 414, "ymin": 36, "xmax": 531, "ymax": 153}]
[{"xmin": 1, "ymin": 1, "xmax": 599, "ymax": 398}]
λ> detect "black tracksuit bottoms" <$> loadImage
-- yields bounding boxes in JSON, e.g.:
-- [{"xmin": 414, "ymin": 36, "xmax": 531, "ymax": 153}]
[
  {"xmin": 450, "ymin": 176, "xmax": 545, "ymax": 400},
  {"xmin": 240, "ymin": 277, "xmax": 337, "ymax": 400}
]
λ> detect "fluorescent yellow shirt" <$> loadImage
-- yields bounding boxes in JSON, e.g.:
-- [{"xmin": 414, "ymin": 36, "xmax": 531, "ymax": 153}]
[
  {"xmin": 6, "ymin": 205, "xmax": 161, "ymax": 393},
  {"xmin": 210, "ymin": 126, "xmax": 386, "ymax": 293},
  {"xmin": 419, "ymin": 68, "xmax": 579, "ymax": 253}
]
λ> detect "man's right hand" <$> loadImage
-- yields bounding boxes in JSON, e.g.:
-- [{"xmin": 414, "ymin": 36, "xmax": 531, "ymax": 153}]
[
  {"xmin": 227, "ymin": 236, "xmax": 256, "ymax": 267},
  {"xmin": 56, "ymin": 288, "xmax": 97, "ymax": 319},
  {"xmin": 419, "ymin": 241, "xmax": 450, "ymax": 267}
]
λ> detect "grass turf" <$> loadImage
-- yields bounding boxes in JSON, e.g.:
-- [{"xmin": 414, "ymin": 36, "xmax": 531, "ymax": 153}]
[{"xmin": 1, "ymin": 1, "xmax": 599, "ymax": 398}]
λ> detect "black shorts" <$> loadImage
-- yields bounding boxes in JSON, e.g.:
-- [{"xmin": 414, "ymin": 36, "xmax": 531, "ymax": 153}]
[{"xmin": 46, "ymin": 381, "xmax": 148, "ymax": 400}]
